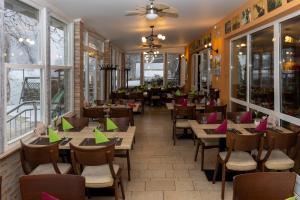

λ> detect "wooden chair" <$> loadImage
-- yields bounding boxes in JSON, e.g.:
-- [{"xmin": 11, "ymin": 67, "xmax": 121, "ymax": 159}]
[
  {"xmin": 149, "ymin": 88, "xmax": 162, "ymax": 106},
  {"xmin": 128, "ymin": 92, "xmax": 145, "ymax": 113},
  {"xmin": 194, "ymin": 105, "xmax": 227, "ymax": 170},
  {"xmin": 57, "ymin": 116, "xmax": 89, "ymax": 131},
  {"xmin": 173, "ymin": 105, "xmax": 196, "ymax": 145},
  {"xmin": 258, "ymin": 131, "xmax": 300, "ymax": 171},
  {"xmin": 213, "ymin": 132, "xmax": 263, "ymax": 199},
  {"xmin": 109, "ymin": 107, "xmax": 134, "ymax": 126},
  {"xmin": 174, "ymin": 94, "xmax": 188, "ymax": 104},
  {"xmin": 20, "ymin": 141, "xmax": 72, "ymax": 175},
  {"xmin": 233, "ymin": 172, "xmax": 296, "ymax": 200},
  {"xmin": 95, "ymin": 100, "xmax": 106, "ymax": 106},
  {"xmin": 83, "ymin": 107, "xmax": 105, "ymax": 121},
  {"xmin": 19, "ymin": 174, "xmax": 85, "ymax": 200},
  {"xmin": 70, "ymin": 143, "xmax": 125, "ymax": 200}
]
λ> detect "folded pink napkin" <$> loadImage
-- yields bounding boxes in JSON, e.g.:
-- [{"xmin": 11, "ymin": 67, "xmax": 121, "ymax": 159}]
[
  {"xmin": 207, "ymin": 112, "xmax": 218, "ymax": 124},
  {"xmin": 42, "ymin": 192, "xmax": 59, "ymax": 200},
  {"xmin": 208, "ymin": 99, "xmax": 216, "ymax": 107},
  {"xmin": 255, "ymin": 118, "xmax": 268, "ymax": 132},
  {"xmin": 215, "ymin": 120, "xmax": 228, "ymax": 133},
  {"xmin": 240, "ymin": 111, "xmax": 252, "ymax": 123},
  {"xmin": 181, "ymin": 99, "xmax": 188, "ymax": 107}
]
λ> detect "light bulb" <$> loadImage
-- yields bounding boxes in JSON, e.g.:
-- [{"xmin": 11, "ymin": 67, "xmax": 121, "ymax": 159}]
[
  {"xmin": 204, "ymin": 44, "xmax": 208, "ymax": 48},
  {"xmin": 142, "ymin": 37, "xmax": 147, "ymax": 43},
  {"xmin": 162, "ymin": 36, "xmax": 166, "ymax": 40},
  {"xmin": 158, "ymin": 34, "xmax": 162, "ymax": 39},
  {"xmin": 18, "ymin": 38, "xmax": 24, "ymax": 42},
  {"xmin": 209, "ymin": 43, "xmax": 212, "ymax": 47}
]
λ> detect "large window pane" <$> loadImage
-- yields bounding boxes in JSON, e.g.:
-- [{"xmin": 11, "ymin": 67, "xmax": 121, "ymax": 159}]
[
  {"xmin": 51, "ymin": 69, "xmax": 71, "ymax": 118},
  {"xmin": 167, "ymin": 53, "xmax": 180, "ymax": 87},
  {"xmin": 4, "ymin": 0, "xmax": 39, "ymax": 64},
  {"xmin": 125, "ymin": 54, "xmax": 141, "ymax": 87},
  {"xmin": 50, "ymin": 17, "xmax": 68, "ymax": 66},
  {"xmin": 280, "ymin": 15, "xmax": 300, "ymax": 118},
  {"xmin": 250, "ymin": 26, "xmax": 274, "ymax": 109},
  {"xmin": 231, "ymin": 36, "xmax": 247, "ymax": 101},
  {"xmin": 144, "ymin": 54, "xmax": 164, "ymax": 86},
  {"xmin": 6, "ymin": 69, "xmax": 41, "ymax": 141}
]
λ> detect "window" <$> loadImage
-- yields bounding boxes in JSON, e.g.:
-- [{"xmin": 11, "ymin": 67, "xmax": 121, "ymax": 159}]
[
  {"xmin": 231, "ymin": 36, "xmax": 247, "ymax": 101},
  {"xmin": 144, "ymin": 54, "xmax": 164, "ymax": 86},
  {"xmin": 125, "ymin": 54, "xmax": 141, "ymax": 87},
  {"xmin": 167, "ymin": 54, "xmax": 180, "ymax": 87},
  {"xmin": 4, "ymin": 0, "xmax": 42, "ymax": 143},
  {"xmin": 250, "ymin": 26, "xmax": 274, "ymax": 109},
  {"xmin": 231, "ymin": 101, "xmax": 247, "ymax": 112},
  {"xmin": 50, "ymin": 69, "xmax": 71, "ymax": 118},
  {"xmin": 4, "ymin": 0, "xmax": 39, "ymax": 64},
  {"xmin": 50, "ymin": 17, "xmax": 68, "ymax": 66},
  {"xmin": 50, "ymin": 17, "xmax": 71, "ymax": 118},
  {"xmin": 280, "ymin": 15, "xmax": 300, "ymax": 119}
]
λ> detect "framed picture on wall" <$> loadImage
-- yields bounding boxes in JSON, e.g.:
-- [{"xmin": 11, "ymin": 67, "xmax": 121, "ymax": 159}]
[
  {"xmin": 225, "ymin": 21, "xmax": 232, "ymax": 34},
  {"xmin": 241, "ymin": 8, "xmax": 251, "ymax": 25},
  {"xmin": 253, "ymin": 0, "xmax": 265, "ymax": 20},
  {"xmin": 232, "ymin": 16, "xmax": 240, "ymax": 30},
  {"xmin": 267, "ymin": 0, "xmax": 282, "ymax": 12}
]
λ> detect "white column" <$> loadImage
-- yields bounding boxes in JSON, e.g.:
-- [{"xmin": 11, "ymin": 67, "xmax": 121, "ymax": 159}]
[
  {"xmin": 41, "ymin": 8, "xmax": 51, "ymax": 125},
  {"xmin": 0, "ymin": 0, "xmax": 5, "ymax": 152}
]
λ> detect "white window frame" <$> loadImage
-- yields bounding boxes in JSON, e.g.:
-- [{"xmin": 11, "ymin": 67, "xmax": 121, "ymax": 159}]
[{"xmin": 230, "ymin": 9, "xmax": 300, "ymax": 126}]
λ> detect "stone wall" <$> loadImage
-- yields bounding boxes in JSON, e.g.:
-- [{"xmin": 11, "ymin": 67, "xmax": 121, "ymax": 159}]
[{"xmin": 0, "ymin": 151, "xmax": 24, "ymax": 199}]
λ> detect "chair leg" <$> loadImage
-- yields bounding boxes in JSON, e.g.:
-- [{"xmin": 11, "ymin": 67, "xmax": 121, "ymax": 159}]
[
  {"xmin": 119, "ymin": 177, "xmax": 125, "ymax": 199},
  {"xmin": 221, "ymin": 164, "xmax": 226, "ymax": 200},
  {"xmin": 201, "ymin": 144, "xmax": 205, "ymax": 171},
  {"xmin": 173, "ymin": 126, "xmax": 176, "ymax": 146},
  {"xmin": 212, "ymin": 158, "xmax": 219, "ymax": 184},
  {"xmin": 114, "ymin": 181, "xmax": 119, "ymax": 200},
  {"xmin": 86, "ymin": 188, "xmax": 91, "ymax": 199},
  {"xmin": 194, "ymin": 140, "xmax": 201, "ymax": 161},
  {"xmin": 126, "ymin": 150, "xmax": 131, "ymax": 181}
]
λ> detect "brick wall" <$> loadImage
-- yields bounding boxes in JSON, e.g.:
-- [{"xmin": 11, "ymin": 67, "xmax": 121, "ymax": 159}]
[
  {"xmin": 73, "ymin": 20, "xmax": 84, "ymax": 116},
  {"xmin": 0, "ymin": 151, "xmax": 24, "ymax": 200}
]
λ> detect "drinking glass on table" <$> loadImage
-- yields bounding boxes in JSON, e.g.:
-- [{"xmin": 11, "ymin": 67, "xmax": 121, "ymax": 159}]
[
  {"xmin": 202, "ymin": 116, "xmax": 207, "ymax": 124},
  {"xmin": 236, "ymin": 115, "xmax": 241, "ymax": 124}
]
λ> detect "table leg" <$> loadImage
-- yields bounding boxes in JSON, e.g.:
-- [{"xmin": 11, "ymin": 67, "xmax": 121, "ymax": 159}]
[{"xmin": 126, "ymin": 150, "xmax": 131, "ymax": 181}]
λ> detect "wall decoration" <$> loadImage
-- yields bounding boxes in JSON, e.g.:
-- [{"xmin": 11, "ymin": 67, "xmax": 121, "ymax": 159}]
[
  {"xmin": 241, "ymin": 8, "xmax": 251, "ymax": 25},
  {"xmin": 267, "ymin": 0, "xmax": 282, "ymax": 12},
  {"xmin": 225, "ymin": 21, "xmax": 232, "ymax": 34},
  {"xmin": 253, "ymin": 0, "xmax": 265, "ymax": 19},
  {"xmin": 232, "ymin": 16, "xmax": 240, "ymax": 30}
]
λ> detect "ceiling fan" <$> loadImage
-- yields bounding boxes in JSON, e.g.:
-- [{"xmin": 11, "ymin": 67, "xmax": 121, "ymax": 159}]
[{"xmin": 125, "ymin": 0, "xmax": 179, "ymax": 20}]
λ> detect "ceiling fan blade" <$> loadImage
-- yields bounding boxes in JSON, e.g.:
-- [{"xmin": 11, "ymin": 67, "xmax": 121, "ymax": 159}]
[
  {"xmin": 155, "ymin": 3, "xmax": 170, "ymax": 10},
  {"xmin": 159, "ymin": 11, "xmax": 179, "ymax": 18},
  {"xmin": 125, "ymin": 10, "xmax": 145, "ymax": 16}
]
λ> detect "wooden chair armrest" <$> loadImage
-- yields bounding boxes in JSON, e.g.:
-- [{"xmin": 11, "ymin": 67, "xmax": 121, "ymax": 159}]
[
  {"xmin": 106, "ymin": 151, "xmax": 116, "ymax": 178},
  {"xmin": 49, "ymin": 149, "xmax": 61, "ymax": 174}
]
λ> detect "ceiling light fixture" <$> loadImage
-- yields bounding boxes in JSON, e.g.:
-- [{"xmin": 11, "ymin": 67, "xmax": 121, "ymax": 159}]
[
  {"xmin": 146, "ymin": 7, "xmax": 158, "ymax": 20},
  {"xmin": 141, "ymin": 26, "xmax": 166, "ymax": 44}
]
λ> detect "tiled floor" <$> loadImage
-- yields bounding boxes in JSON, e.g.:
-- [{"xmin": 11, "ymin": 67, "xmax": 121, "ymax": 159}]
[{"xmin": 92, "ymin": 107, "xmax": 233, "ymax": 200}]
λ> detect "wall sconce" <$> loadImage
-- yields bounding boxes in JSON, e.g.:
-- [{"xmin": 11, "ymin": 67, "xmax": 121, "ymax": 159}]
[{"xmin": 204, "ymin": 42, "xmax": 219, "ymax": 54}]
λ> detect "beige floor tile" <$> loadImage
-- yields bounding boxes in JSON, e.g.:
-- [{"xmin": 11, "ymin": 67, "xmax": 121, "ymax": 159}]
[
  {"xmin": 126, "ymin": 181, "xmax": 146, "ymax": 192},
  {"xmin": 175, "ymin": 180, "xmax": 195, "ymax": 191},
  {"xmin": 164, "ymin": 191, "xmax": 202, "ymax": 200},
  {"xmin": 131, "ymin": 191, "xmax": 163, "ymax": 200},
  {"xmin": 146, "ymin": 180, "xmax": 175, "ymax": 191}
]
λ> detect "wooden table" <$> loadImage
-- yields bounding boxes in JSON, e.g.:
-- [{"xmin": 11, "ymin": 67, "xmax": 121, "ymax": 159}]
[
  {"xmin": 96, "ymin": 103, "xmax": 142, "ymax": 113},
  {"xmin": 165, "ymin": 103, "xmax": 205, "ymax": 111},
  {"xmin": 26, "ymin": 125, "xmax": 136, "ymax": 180}
]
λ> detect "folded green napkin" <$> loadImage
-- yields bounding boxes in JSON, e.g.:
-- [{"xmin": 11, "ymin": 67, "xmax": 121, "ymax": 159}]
[
  {"xmin": 285, "ymin": 197, "xmax": 296, "ymax": 200},
  {"xmin": 95, "ymin": 129, "xmax": 109, "ymax": 144},
  {"xmin": 175, "ymin": 89, "xmax": 181, "ymax": 96},
  {"xmin": 62, "ymin": 117, "xmax": 74, "ymax": 132},
  {"xmin": 106, "ymin": 118, "xmax": 118, "ymax": 131},
  {"xmin": 48, "ymin": 128, "xmax": 61, "ymax": 143}
]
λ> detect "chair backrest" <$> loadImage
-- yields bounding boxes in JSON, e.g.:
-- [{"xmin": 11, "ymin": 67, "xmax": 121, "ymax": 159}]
[
  {"xmin": 106, "ymin": 117, "xmax": 130, "ymax": 132},
  {"xmin": 205, "ymin": 104, "xmax": 227, "ymax": 120},
  {"xmin": 20, "ymin": 174, "xmax": 85, "ymax": 200},
  {"xmin": 83, "ymin": 107, "xmax": 105, "ymax": 119},
  {"xmin": 192, "ymin": 94, "xmax": 206, "ymax": 104},
  {"xmin": 109, "ymin": 108, "xmax": 134, "ymax": 126},
  {"xmin": 226, "ymin": 132, "xmax": 262, "ymax": 152},
  {"xmin": 95, "ymin": 100, "xmax": 106, "ymax": 106},
  {"xmin": 20, "ymin": 141, "xmax": 59, "ymax": 173},
  {"xmin": 128, "ymin": 92, "xmax": 144, "ymax": 100},
  {"xmin": 266, "ymin": 131, "xmax": 299, "ymax": 151},
  {"xmin": 150, "ymin": 88, "xmax": 161, "ymax": 96},
  {"xmin": 233, "ymin": 172, "xmax": 296, "ymax": 200},
  {"xmin": 174, "ymin": 105, "xmax": 196, "ymax": 120},
  {"xmin": 58, "ymin": 116, "xmax": 89, "ymax": 131},
  {"xmin": 70, "ymin": 143, "xmax": 115, "ymax": 167},
  {"xmin": 174, "ymin": 95, "xmax": 188, "ymax": 104}
]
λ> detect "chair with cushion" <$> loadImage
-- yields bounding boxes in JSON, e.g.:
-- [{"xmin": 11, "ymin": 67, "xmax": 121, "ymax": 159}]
[
  {"xmin": 70, "ymin": 143, "xmax": 125, "ymax": 200},
  {"xmin": 20, "ymin": 141, "xmax": 72, "ymax": 175},
  {"xmin": 109, "ymin": 107, "xmax": 134, "ymax": 126},
  {"xmin": 173, "ymin": 105, "xmax": 196, "ymax": 145},
  {"xmin": 212, "ymin": 132, "xmax": 263, "ymax": 199},
  {"xmin": 258, "ymin": 131, "xmax": 300, "ymax": 172},
  {"xmin": 57, "ymin": 116, "xmax": 89, "ymax": 131},
  {"xmin": 149, "ymin": 88, "xmax": 162, "ymax": 106},
  {"xmin": 105, "ymin": 117, "xmax": 130, "ymax": 132},
  {"xmin": 20, "ymin": 174, "xmax": 85, "ymax": 200},
  {"xmin": 194, "ymin": 105, "xmax": 227, "ymax": 170},
  {"xmin": 233, "ymin": 172, "xmax": 296, "ymax": 200},
  {"xmin": 227, "ymin": 112, "xmax": 253, "ymax": 124},
  {"xmin": 83, "ymin": 107, "xmax": 105, "ymax": 122},
  {"xmin": 128, "ymin": 92, "xmax": 145, "ymax": 113}
]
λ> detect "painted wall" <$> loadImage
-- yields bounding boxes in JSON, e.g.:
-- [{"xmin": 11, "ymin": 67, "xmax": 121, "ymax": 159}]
[{"xmin": 186, "ymin": 0, "xmax": 300, "ymax": 105}]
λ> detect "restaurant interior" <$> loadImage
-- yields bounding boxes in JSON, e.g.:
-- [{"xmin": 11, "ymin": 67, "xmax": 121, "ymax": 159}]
[{"xmin": 0, "ymin": 0, "xmax": 300, "ymax": 199}]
